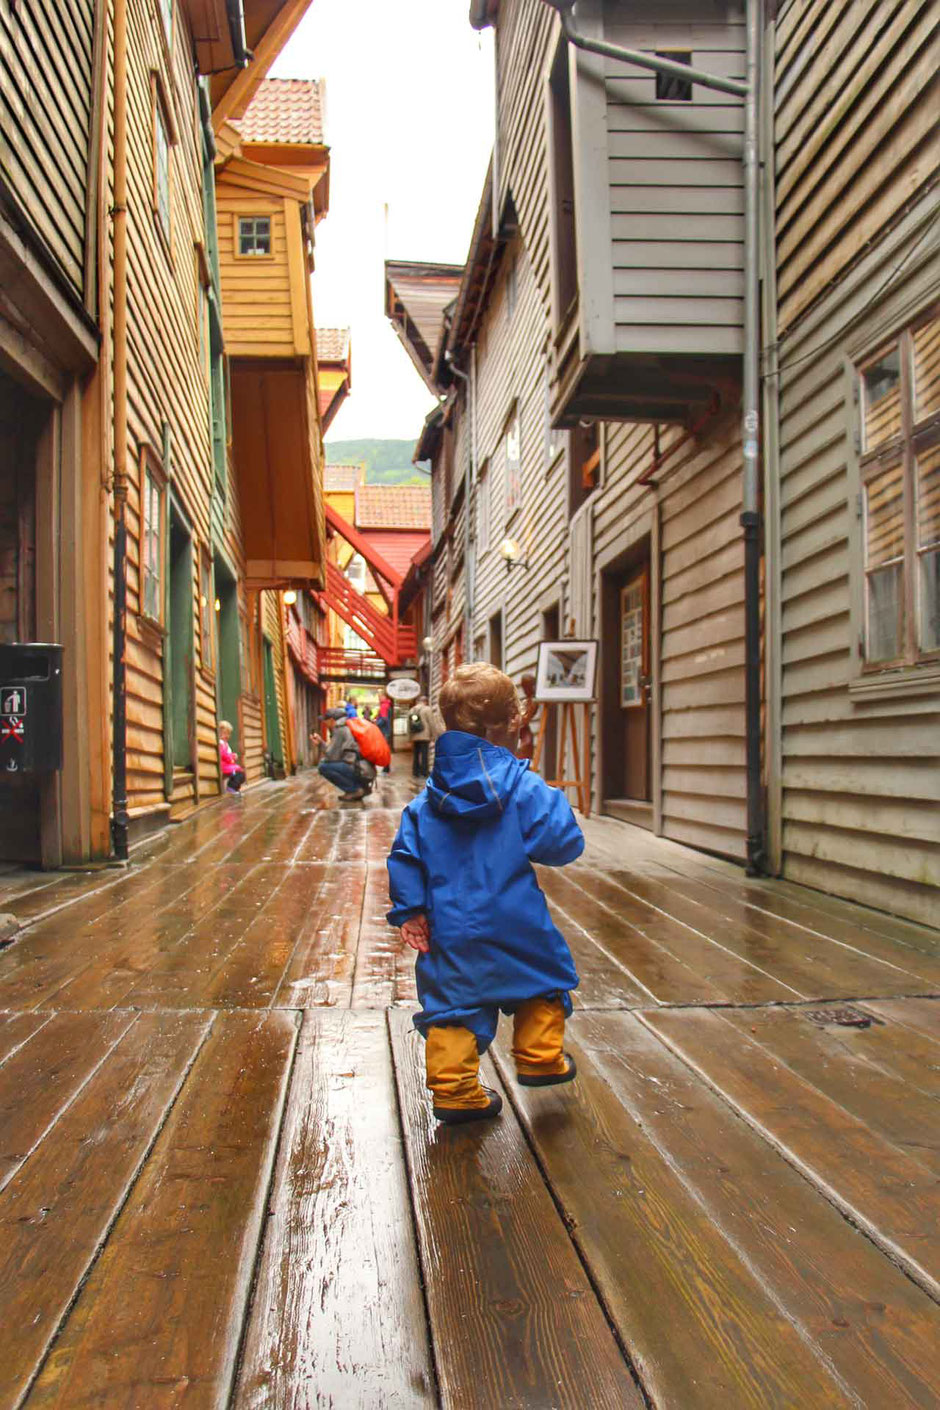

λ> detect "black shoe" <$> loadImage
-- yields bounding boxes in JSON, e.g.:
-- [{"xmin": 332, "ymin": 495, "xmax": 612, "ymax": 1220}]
[
  {"xmin": 433, "ymin": 1088, "xmax": 503, "ymax": 1125},
  {"xmin": 517, "ymin": 1054, "xmax": 577, "ymax": 1088}
]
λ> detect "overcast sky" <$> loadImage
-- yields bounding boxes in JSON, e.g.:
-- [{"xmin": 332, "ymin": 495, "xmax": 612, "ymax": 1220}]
[{"xmin": 272, "ymin": 1, "xmax": 495, "ymax": 444}]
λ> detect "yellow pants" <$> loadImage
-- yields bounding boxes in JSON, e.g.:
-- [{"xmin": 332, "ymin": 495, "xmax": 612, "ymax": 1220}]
[{"xmin": 426, "ymin": 997, "xmax": 567, "ymax": 1110}]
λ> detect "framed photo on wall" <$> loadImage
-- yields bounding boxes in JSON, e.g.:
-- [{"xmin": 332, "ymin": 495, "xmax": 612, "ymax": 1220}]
[{"xmin": 535, "ymin": 640, "xmax": 598, "ymax": 702}]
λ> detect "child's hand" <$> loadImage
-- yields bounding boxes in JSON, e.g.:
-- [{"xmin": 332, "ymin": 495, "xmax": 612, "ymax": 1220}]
[{"xmin": 400, "ymin": 913, "xmax": 430, "ymax": 953}]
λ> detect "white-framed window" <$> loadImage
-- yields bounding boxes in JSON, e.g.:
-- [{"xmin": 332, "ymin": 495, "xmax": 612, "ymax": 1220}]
[
  {"xmin": 857, "ymin": 309, "xmax": 940, "ymax": 666},
  {"xmin": 346, "ymin": 554, "xmax": 367, "ymax": 590},
  {"xmin": 477, "ymin": 458, "xmax": 490, "ymax": 552},
  {"xmin": 504, "ymin": 408, "xmax": 522, "ymax": 522},
  {"xmin": 237, "ymin": 216, "xmax": 272, "ymax": 257},
  {"xmin": 154, "ymin": 101, "xmax": 170, "ymax": 242},
  {"xmin": 158, "ymin": 0, "xmax": 173, "ymax": 50},
  {"xmin": 141, "ymin": 450, "xmax": 166, "ymax": 624}
]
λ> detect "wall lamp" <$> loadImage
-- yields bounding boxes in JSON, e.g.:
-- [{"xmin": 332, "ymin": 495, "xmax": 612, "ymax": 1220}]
[
  {"xmin": 283, "ymin": 589, "xmax": 298, "ymax": 605},
  {"xmin": 500, "ymin": 538, "xmax": 529, "ymax": 570},
  {"xmin": 421, "ymin": 636, "xmax": 434, "ymax": 652}
]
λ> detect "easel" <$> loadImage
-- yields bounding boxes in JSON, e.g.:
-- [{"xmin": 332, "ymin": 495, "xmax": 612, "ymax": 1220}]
[{"xmin": 531, "ymin": 700, "xmax": 591, "ymax": 816}]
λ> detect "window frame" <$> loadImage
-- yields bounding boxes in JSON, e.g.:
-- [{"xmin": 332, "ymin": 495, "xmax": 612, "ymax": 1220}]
[
  {"xmin": 854, "ymin": 306, "xmax": 940, "ymax": 676},
  {"xmin": 139, "ymin": 445, "xmax": 167, "ymax": 629},
  {"xmin": 477, "ymin": 458, "xmax": 491, "ymax": 554},
  {"xmin": 504, "ymin": 405, "xmax": 522, "ymax": 524},
  {"xmin": 199, "ymin": 546, "xmax": 215, "ymax": 678},
  {"xmin": 234, "ymin": 213, "xmax": 276, "ymax": 261},
  {"xmin": 150, "ymin": 71, "xmax": 176, "ymax": 256}
]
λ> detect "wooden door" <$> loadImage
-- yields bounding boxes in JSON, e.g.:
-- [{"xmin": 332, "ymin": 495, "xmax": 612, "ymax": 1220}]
[
  {"xmin": 619, "ymin": 569, "xmax": 651, "ymax": 801},
  {"xmin": 214, "ymin": 557, "xmax": 241, "ymax": 752},
  {"xmin": 167, "ymin": 512, "xmax": 195, "ymax": 773},
  {"xmin": 263, "ymin": 636, "xmax": 284, "ymax": 768}
]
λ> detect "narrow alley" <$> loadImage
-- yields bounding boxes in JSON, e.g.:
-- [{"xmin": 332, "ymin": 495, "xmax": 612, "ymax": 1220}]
[{"xmin": 0, "ymin": 767, "xmax": 937, "ymax": 1409}]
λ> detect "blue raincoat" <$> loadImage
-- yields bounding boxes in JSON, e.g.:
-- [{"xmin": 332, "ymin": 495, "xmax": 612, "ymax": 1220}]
[{"xmin": 387, "ymin": 729, "xmax": 584, "ymax": 1049}]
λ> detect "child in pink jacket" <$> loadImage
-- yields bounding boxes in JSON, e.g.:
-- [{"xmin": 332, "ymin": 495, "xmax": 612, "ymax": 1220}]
[{"xmin": 219, "ymin": 721, "xmax": 245, "ymax": 793}]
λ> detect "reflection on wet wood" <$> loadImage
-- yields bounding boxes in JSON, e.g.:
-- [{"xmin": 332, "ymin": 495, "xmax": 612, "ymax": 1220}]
[
  {"xmin": 273, "ymin": 866, "xmax": 365, "ymax": 1008},
  {"xmin": 27, "ymin": 1011, "xmax": 296, "ymax": 1408},
  {"xmin": 388, "ymin": 1009, "xmax": 643, "ymax": 1410},
  {"xmin": 491, "ymin": 1016, "xmax": 855, "ymax": 1410},
  {"xmin": 235, "ymin": 1011, "xmax": 434, "ymax": 1408},
  {"xmin": 0, "ymin": 1012, "xmax": 210, "ymax": 1407},
  {"xmin": 352, "ymin": 864, "xmax": 416, "ymax": 1010},
  {"xmin": 641, "ymin": 1007, "xmax": 940, "ymax": 1298},
  {"xmin": 863, "ymin": 997, "xmax": 940, "ymax": 1043},
  {"xmin": 568, "ymin": 1012, "xmax": 940, "ymax": 1409}
]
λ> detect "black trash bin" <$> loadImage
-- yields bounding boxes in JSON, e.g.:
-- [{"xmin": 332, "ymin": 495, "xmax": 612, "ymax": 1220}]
[{"xmin": 0, "ymin": 643, "xmax": 63, "ymax": 776}]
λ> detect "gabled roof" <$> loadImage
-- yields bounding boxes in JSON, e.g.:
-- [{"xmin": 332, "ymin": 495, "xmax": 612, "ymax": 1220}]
[
  {"xmin": 233, "ymin": 78, "xmax": 325, "ymax": 146},
  {"xmin": 385, "ymin": 261, "xmax": 464, "ymax": 394},
  {"xmin": 356, "ymin": 485, "xmax": 431, "ymax": 531},
  {"xmin": 324, "ymin": 464, "xmax": 364, "ymax": 494}
]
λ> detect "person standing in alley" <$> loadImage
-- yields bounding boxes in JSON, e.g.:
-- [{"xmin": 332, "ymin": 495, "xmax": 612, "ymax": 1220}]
[
  {"xmin": 387, "ymin": 662, "xmax": 583, "ymax": 1125},
  {"xmin": 318, "ymin": 707, "xmax": 375, "ymax": 802},
  {"xmin": 376, "ymin": 688, "xmax": 393, "ymax": 773},
  {"xmin": 408, "ymin": 694, "xmax": 440, "ymax": 779}
]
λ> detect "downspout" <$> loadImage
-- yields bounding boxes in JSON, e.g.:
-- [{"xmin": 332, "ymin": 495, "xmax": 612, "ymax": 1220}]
[
  {"xmin": 552, "ymin": 0, "xmax": 764, "ymax": 872},
  {"xmin": 741, "ymin": 0, "xmax": 765, "ymax": 874},
  {"xmin": 111, "ymin": 0, "xmax": 130, "ymax": 861},
  {"xmin": 445, "ymin": 352, "xmax": 475, "ymax": 653}
]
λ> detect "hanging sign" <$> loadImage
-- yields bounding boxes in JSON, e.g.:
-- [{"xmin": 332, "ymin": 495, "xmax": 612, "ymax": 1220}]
[{"xmin": 386, "ymin": 678, "xmax": 421, "ymax": 703}]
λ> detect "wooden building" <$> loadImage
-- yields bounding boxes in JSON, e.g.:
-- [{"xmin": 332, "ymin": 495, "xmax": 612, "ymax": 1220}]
[
  {"xmin": 395, "ymin": 0, "xmax": 753, "ymax": 858},
  {"xmin": 0, "ymin": 0, "xmax": 321, "ymax": 860},
  {"xmin": 767, "ymin": 0, "xmax": 939, "ymax": 923}
]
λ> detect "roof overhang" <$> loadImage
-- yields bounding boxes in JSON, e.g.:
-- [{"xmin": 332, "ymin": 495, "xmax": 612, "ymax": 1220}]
[
  {"xmin": 469, "ymin": 0, "xmax": 500, "ymax": 29},
  {"xmin": 210, "ymin": 0, "xmax": 314, "ymax": 129},
  {"xmin": 230, "ymin": 360, "xmax": 325, "ymax": 588},
  {"xmin": 385, "ymin": 261, "xmax": 464, "ymax": 395},
  {"xmin": 318, "ymin": 361, "xmax": 351, "ymax": 433},
  {"xmin": 180, "ymin": 0, "xmax": 247, "ymax": 76}
]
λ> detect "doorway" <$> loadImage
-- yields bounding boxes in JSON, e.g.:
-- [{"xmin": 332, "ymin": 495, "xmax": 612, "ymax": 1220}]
[
  {"xmin": 600, "ymin": 542, "xmax": 652, "ymax": 828},
  {"xmin": 166, "ymin": 506, "xmax": 195, "ymax": 779},
  {"xmin": 488, "ymin": 610, "xmax": 503, "ymax": 670},
  {"xmin": 540, "ymin": 602, "xmax": 560, "ymax": 781},
  {"xmin": 214, "ymin": 554, "xmax": 241, "ymax": 754},
  {"xmin": 262, "ymin": 635, "xmax": 284, "ymax": 773}
]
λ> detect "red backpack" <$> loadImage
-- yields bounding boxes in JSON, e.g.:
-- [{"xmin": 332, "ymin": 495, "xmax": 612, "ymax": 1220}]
[{"xmin": 346, "ymin": 715, "xmax": 391, "ymax": 768}]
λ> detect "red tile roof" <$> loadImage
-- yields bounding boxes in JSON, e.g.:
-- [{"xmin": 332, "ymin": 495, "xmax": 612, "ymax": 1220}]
[
  {"xmin": 317, "ymin": 327, "xmax": 350, "ymax": 362},
  {"xmin": 359, "ymin": 529, "xmax": 431, "ymax": 580},
  {"xmin": 324, "ymin": 464, "xmax": 364, "ymax": 493},
  {"xmin": 356, "ymin": 485, "xmax": 431, "ymax": 530},
  {"xmin": 234, "ymin": 78, "xmax": 325, "ymax": 147}
]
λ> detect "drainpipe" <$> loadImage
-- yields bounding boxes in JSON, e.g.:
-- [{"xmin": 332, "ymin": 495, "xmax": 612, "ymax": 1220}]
[
  {"xmin": 546, "ymin": 0, "xmax": 764, "ymax": 872},
  {"xmin": 111, "ymin": 0, "xmax": 130, "ymax": 861},
  {"xmin": 445, "ymin": 351, "xmax": 475, "ymax": 654},
  {"xmin": 741, "ymin": 0, "xmax": 765, "ymax": 874}
]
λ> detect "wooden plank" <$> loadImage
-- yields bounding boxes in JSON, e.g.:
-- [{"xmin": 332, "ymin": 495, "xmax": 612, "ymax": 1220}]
[
  {"xmin": 388, "ymin": 1009, "xmax": 642, "ymax": 1410},
  {"xmin": 28, "ymin": 1011, "xmax": 297, "ymax": 1408},
  {"xmin": 234, "ymin": 1011, "xmax": 434, "ymax": 1408},
  {"xmin": 640, "ymin": 1008, "xmax": 940, "ymax": 1299},
  {"xmin": 0, "ymin": 1011, "xmax": 136, "ymax": 1191},
  {"xmin": 352, "ymin": 864, "xmax": 420, "ymax": 1011},
  {"xmin": 563, "ymin": 1011, "xmax": 940, "ymax": 1409},
  {"xmin": 719, "ymin": 1007, "xmax": 940, "ymax": 1175},
  {"xmin": 272, "ymin": 865, "xmax": 365, "ymax": 1009},
  {"xmin": 0, "ymin": 1012, "xmax": 209, "ymax": 1407},
  {"xmin": 862, "ymin": 998, "xmax": 940, "ymax": 1045},
  {"xmin": 603, "ymin": 869, "xmax": 931, "ymax": 1000},
  {"xmin": 543, "ymin": 868, "xmax": 759, "ymax": 1005},
  {"xmin": 0, "ymin": 1010, "xmax": 50, "ymax": 1067}
]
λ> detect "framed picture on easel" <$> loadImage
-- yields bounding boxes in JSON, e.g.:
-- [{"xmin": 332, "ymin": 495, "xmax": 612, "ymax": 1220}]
[{"xmin": 534, "ymin": 640, "xmax": 598, "ymax": 703}]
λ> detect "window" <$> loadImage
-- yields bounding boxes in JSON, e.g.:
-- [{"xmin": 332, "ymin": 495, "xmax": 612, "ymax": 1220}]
[
  {"xmin": 199, "ymin": 549, "xmax": 214, "ymax": 674},
  {"xmin": 158, "ymin": 0, "xmax": 173, "ymax": 50},
  {"xmin": 141, "ymin": 452, "xmax": 166, "ymax": 624},
  {"xmin": 154, "ymin": 102, "xmax": 171, "ymax": 241},
  {"xmin": 346, "ymin": 554, "xmax": 367, "ymax": 590},
  {"xmin": 478, "ymin": 459, "xmax": 490, "ymax": 552},
  {"xmin": 237, "ymin": 216, "xmax": 272, "ymax": 257},
  {"xmin": 505, "ymin": 409, "xmax": 522, "ymax": 521},
  {"xmin": 655, "ymin": 52, "xmax": 693, "ymax": 102},
  {"xmin": 569, "ymin": 420, "xmax": 600, "ymax": 516},
  {"xmin": 473, "ymin": 633, "xmax": 486, "ymax": 662},
  {"xmin": 858, "ymin": 310, "xmax": 940, "ymax": 666},
  {"xmin": 489, "ymin": 611, "xmax": 503, "ymax": 671},
  {"xmin": 548, "ymin": 38, "xmax": 577, "ymax": 329}
]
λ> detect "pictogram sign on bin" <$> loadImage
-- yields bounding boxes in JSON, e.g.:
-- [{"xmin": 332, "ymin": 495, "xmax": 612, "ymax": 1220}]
[{"xmin": 0, "ymin": 644, "xmax": 63, "ymax": 775}]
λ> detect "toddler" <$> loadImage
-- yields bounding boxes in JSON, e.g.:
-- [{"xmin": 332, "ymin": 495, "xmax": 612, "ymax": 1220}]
[{"xmin": 387, "ymin": 663, "xmax": 584, "ymax": 1125}]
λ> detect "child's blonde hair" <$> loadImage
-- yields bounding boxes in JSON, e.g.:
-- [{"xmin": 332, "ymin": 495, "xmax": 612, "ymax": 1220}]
[
  {"xmin": 219, "ymin": 720, "xmax": 233, "ymax": 734},
  {"xmin": 439, "ymin": 663, "xmax": 519, "ymax": 738}
]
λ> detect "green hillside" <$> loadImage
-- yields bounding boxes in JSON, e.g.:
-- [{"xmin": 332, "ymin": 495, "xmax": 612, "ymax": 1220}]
[{"xmin": 324, "ymin": 438, "xmax": 429, "ymax": 486}]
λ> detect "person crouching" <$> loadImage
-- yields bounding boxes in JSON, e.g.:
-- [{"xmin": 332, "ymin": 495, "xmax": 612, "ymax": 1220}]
[
  {"xmin": 318, "ymin": 707, "xmax": 375, "ymax": 803},
  {"xmin": 387, "ymin": 663, "xmax": 584, "ymax": 1125}
]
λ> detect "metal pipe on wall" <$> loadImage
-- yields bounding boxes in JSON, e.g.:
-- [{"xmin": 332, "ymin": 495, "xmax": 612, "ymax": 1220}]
[{"xmin": 111, "ymin": 0, "xmax": 130, "ymax": 860}]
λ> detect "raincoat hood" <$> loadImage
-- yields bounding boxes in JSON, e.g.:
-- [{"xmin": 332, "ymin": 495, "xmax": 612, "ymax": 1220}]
[{"xmin": 426, "ymin": 730, "xmax": 529, "ymax": 821}]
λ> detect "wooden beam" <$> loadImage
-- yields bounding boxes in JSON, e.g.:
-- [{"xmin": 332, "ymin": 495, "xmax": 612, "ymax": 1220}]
[{"xmin": 325, "ymin": 503, "xmax": 403, "ymax": 588}]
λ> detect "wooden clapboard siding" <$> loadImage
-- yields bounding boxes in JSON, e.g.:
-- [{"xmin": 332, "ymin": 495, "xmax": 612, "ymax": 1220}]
[
  {"xmin": 216, "ymin": 190, "xmax": 295, "ymax": 357},
  {"xmin": 775, "ymin": 0, "xmax": 940, "ymax": 333},
  {"xmin": 604, "ymin": 3, "xmax": 746, "ymax": 357},
  {"xmin": 121, "ymin": 0, "xmax": 224, "ymax": 820},
  {"xmin": 0, "ymin": 0, "xmax": 95, "ymax": 295}
]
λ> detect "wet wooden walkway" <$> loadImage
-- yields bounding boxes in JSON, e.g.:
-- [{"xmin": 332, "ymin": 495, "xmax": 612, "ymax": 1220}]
[{"xmin": 0, "ymin": 770, "xmax": 938, "ymax": 1408}]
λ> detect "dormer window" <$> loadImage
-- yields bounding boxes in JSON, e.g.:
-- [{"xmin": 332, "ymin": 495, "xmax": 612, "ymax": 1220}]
[
  {"xmin": 655, "ymin": 53, "xmax": 693, "ymax": 102},
  {"xmin": 238, "ymin": 216, "xmax": 272, "ymax": 257}
]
